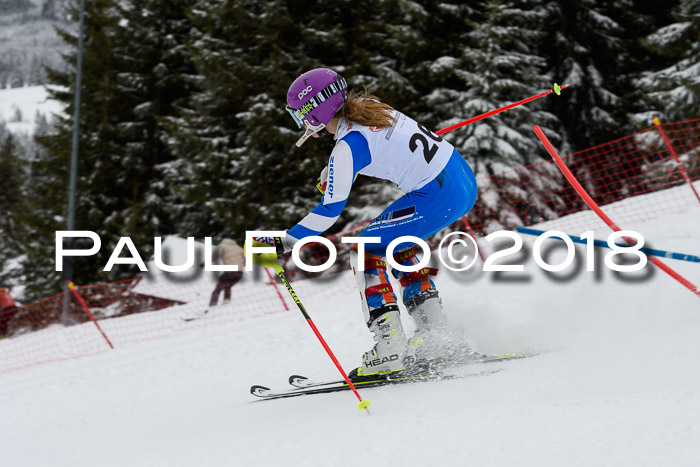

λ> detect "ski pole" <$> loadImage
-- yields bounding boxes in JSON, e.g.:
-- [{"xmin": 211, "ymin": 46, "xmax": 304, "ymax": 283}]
[
  {"xmin": 436, "ymin": 83, "xmax": 568, "ymax": 135},
  {"xmin": 269, "ymin": 262, "xmax": 371, "ymax": 414},
  {"xmin": 534, "ymin": 125, "xmax": 700, "ymax": 298},
  {"xmin": 517, "ymin": 227, "xmax": 700, "ymax": 263},
  {"xmin": 652, "ymin": 116, "xmax": 700, "ymax": 204}
]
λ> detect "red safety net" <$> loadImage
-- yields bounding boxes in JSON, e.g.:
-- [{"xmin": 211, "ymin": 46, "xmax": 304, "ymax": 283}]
[{"xmin": 1, "ymin": 118, "xmax": 698, "ymax": 374}]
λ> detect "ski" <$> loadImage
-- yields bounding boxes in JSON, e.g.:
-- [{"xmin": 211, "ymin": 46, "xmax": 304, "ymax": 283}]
[
  {"xmin": 286, "ymin": 351, "xmax": 539, "ymax": 389},
  {"xmin": 180, "ymin": 309, "xmax": 209, "ymax": 322},
  {"xmin": 286, "ymin": 364, "xmax": 439, "ymax": 390},
  {"xmin": 250, "ymin": 351, "xmax": 538, "ymax": 400},
  {"xmin": 288, "ymin": 374, "xmax": 339, "ymax": 389},
  {"xmin": 251, "ymin": 368, "xmax": 502, "ymax": 400}
]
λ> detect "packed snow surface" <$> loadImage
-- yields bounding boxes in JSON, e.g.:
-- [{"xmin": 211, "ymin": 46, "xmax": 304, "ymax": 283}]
[
  {"xmin": 0, "ymin": 85, "xmax": 65, "ymax": 135},
  {"xmin": 0, "ymin": 205, "xmax": 699, "ymax": 466}
]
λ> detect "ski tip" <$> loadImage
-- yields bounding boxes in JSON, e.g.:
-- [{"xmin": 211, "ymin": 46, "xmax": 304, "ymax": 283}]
[
  {"xmin": 250, "ymin": 385, "xmax": 270, "ymax": 396},
  {"xmin": 289, "ymin": 375, "xmax": 308, "ymax": 385}
]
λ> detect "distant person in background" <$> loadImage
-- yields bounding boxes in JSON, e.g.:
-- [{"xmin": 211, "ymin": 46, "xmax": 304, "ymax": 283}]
[
  {"xmin": 209, "ymin": 234, "xmax": 245, "ymax": 307},
  {"xmin": 182, "ymin": 232, "xmax": 245, "ymax": 322},
  {"xmin": 0, "ymin": 287, "xmax": 19, "ymax": 337}
]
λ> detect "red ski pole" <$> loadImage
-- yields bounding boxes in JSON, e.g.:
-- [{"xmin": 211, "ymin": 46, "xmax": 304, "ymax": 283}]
[
  {"xmin": 652, "ymin": 116, "xmax": 700, "ymax": 204},
  {"xmin": 436, "ymin": 83, "xmax": 568, "ymax": 135},
  {"xmin": 534, "ymin": 125, "xmax": 700, "ymax": 299},
  {"xmin": 271, "ymin": 262, "xmax": 371, "ymax": 414},
  {"xmin": 67, "ymin": 281, "xmax": 115, "ymax": 349}
]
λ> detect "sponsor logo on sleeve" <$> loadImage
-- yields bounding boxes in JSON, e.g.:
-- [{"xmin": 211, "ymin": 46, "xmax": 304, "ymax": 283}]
[{"xmin": 327, "ymin": 155, "xmax": 335, "ymax": 199}]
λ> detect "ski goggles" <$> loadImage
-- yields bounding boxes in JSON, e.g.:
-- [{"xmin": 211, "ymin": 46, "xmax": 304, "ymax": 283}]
[
  {"xmin": 285, "ymin": 105, "xmax": 306, "ymax": 129},
  {"xmin": 285, "ymin": 76, "xmax": 348, "ymax": 130}
]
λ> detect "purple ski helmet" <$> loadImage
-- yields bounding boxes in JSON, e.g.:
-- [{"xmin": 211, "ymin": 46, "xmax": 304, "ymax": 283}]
[{"xmin": 286, "ymin": 68, "xmax": 348, "ymax": 147}]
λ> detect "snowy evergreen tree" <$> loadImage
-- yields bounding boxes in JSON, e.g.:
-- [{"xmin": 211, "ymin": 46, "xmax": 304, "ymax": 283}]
[
  {"xmin": 31, "ymin": 0, "xmax": 198, "ymax": 290},
  {"xmin": 337, "ymin": 0, "xmax": 478, "ymax": 224},
  {"xmin": 525, "ymin": 0, "xmax": 681, "ymax": 218},
  {"xmin": 6, "ymin": 0, "xmax": 687, "ymax": 300},
  {"xmin": 0, "ymin": 0, "xmax": 74, "ymax": 87},
  {"xmin": 636, "ymin": 0, "xmax": 699, "ymax": 121},
  {"xmin": 167, "ymin": 0, "xmax": 357, "ymax": 239},
  {"xmin": 0, "ymin": 0, "xmax": 33, "ymax": 15},
  {"xmin": 0, "ymin": 133, "xmax": 32, "ymax": 294},
  {"xmin": 424, "ymin": 0, "xmax": 563, "ymax": 230},
  {"xmin": 0, "ymin": 134, "xmax": 24, "ymax": 251},
  {"xmin": 104, "ymin": 0, "xmax": 200, "ymax": 240},
  {"xmin": 41, "ymin": 0, "xmax": 58, "ymax": 19},
  {"xmin": 32, "ymin": 0, "xmax": 131, "ymax": 290},
  {"xmin": 169, "ymin": 0, "xmax": 478, "ymax": 237},
  {"xmin": 538, "ymin": 0, "xmax": 676, "ymax": 150}
]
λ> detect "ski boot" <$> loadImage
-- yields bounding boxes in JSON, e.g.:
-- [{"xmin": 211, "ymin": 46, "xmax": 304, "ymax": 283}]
[
  {"xmin": 355, "ymin": 304, "xmax": 410, "ymax": 377},
  {"xmin": 407, "ymin": 287, "xmax": 481, "ymax": 366},
  {"xmin": 349, "ymin": 249, "xmax": 410, "ymax": 378},
  {"xmin": 392, "ymin": 247, "xmax": 477, "ymax": 366}
]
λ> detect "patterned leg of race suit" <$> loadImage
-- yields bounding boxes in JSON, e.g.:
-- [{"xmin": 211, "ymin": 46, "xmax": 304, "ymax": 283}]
[
  {"xmin": 350, "ymin": 249, "xmax": 408, "ymax": 376},
  {"xmin": 390, "ymin": 246, "xmax": 449, "ymax": 362},
  {"xmin": 392, "ymin": 246, "xmax": 474, "ymax": 364},
  {"xmin": 353, "ymin": 150, "xmax": 479, "ymax": 367}
]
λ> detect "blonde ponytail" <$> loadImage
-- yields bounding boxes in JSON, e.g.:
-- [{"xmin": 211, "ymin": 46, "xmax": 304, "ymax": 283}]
[{"xmin": 337, "ymin": 87, "xmax": 397, "ymax": 128}]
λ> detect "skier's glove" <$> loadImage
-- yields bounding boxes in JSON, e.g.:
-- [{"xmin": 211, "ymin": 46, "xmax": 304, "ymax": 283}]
[
  {"xmin": 247, "ymin": 236, "xmax": 289, "ymax": 269},
  {"xmin": 316, "ymin": 165, "xmax": 329, "ymax": 194},
  {"xmin": 252, "ymin": 236, "xmax": 286, "ymax": 255},
  {"xmin": 247, "ymin": 240, "xmax": 280, "ymax": 269}
]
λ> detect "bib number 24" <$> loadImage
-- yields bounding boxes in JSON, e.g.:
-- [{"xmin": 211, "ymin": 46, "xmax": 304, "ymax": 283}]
[{"xmin": 409, "ymin": 124, "xmax": 443, "ymax": 164}]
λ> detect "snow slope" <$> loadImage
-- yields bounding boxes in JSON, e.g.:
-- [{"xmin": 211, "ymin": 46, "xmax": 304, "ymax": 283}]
[
  {"xmin": 0, "ymin": 206, "xmax": 699, "ymax": 466},
  {"xmin": 0, "ymin": 85, "xmax": 65, "ymax": 135}
]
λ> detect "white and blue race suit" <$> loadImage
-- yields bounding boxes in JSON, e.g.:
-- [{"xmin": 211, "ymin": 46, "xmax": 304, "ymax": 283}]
[{"xmin": 287, "ymin": 109, "xmax": 478, "ymax": 256}]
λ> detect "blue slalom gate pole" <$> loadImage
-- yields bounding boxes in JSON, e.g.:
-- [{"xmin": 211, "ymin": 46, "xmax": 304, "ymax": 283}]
[{"xmin": 517, "ymin": 227, "xmax": 700, "ymax": 264}]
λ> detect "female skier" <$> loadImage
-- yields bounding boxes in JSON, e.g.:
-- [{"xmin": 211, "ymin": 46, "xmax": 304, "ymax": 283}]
[{"xmin": 253, "ymin": 68, "xmax": 478, "ymax": 377}]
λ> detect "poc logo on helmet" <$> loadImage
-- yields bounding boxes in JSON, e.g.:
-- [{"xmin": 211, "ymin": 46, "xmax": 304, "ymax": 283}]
[{"xmin": 298, "ymin": 86, "xmax": 313, "ymax": 100}]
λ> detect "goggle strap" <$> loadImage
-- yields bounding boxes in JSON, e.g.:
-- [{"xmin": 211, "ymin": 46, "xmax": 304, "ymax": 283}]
[{"xmin": 306, "ymin": 77, "xmax": 347, "ymax": 109}]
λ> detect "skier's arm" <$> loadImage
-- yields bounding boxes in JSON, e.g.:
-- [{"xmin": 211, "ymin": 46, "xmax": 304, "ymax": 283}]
[{"xmin": 286, "ymin": 132, "xmax": 370, "ymax": 248}]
